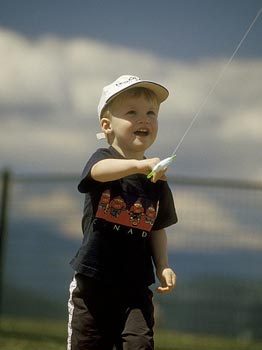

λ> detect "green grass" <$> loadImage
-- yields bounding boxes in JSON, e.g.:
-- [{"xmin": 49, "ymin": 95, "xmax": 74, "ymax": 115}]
[
  {"xmin": 1, "ymin": 317, "xmax": 262, "ymax": 350},
  {"xmin": 0, "ymin": 317, "xmax": 66, "ymax": 350},
  {"xmin": 155, "ymin": 331, "xmax": 262, "ymax": 350}
]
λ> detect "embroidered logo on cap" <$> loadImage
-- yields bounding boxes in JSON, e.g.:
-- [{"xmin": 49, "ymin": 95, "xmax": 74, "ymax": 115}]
[{"xmin": 115, "ymin": 76, "xmax": 140, "ymax": 87}]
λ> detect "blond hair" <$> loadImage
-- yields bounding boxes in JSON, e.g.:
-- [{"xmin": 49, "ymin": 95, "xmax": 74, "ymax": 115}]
[{"xmin": 101, "ymin": 87, "xmax": 159, "ymax": 119}]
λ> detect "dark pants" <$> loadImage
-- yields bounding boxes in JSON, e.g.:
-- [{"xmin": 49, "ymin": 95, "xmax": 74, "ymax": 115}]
[{"xmin": 67, "ymin": 274, "xmax": 155, "ymax": 350}]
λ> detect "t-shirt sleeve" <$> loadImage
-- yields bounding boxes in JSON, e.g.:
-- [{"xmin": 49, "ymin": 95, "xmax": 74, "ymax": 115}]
[
  {"xmin": 78, "ymin": 148, "xmax": 112, "ymax": 193},
  {"xmin": 152, "ymin": 181, "xmax": 178, "ymax": 230}
]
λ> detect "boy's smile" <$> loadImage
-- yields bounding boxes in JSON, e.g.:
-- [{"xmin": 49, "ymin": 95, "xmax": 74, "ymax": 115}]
[
  {"xmin": 134, "ymin": 128, "xmax": 150, "ymax": 137},
  {"xmin": 107, "ymin": 95, "xmax": 159, "ymax": 159}
]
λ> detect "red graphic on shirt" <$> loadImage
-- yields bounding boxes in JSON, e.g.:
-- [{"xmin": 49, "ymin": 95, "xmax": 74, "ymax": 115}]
[
  {"xmin": 129, "ymin": 200, "xmax": 144, "ymax": 226},
  {"xmin": 98, "ymin": 189, "xmax": 110, "ymax": 214},
  {"xmin": 96, "ymin": 190, "xmax": 157, "ymax": 231},
  {"xmin": 145, "ymin": 205, "xmax": 157, "ymax": 226},
  {"xmin": 109, "ymin": 196, "xmax": 126, "ymax": 218}
]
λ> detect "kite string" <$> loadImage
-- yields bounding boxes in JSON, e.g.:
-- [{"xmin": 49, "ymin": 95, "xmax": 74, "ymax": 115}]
[{"xmin": 172, "ymin": 6, "xmax": 262, "ymax": 156}]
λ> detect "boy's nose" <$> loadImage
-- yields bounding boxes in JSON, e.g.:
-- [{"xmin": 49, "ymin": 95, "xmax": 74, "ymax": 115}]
[{"xmin": 138, "ymin": 113, "xmax": 150, "ymax": 123}]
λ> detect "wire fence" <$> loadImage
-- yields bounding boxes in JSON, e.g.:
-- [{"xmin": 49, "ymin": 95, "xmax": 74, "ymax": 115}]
[{"xmin": 1, "ymin": 171, "xmax": 262, "ymax": 342}]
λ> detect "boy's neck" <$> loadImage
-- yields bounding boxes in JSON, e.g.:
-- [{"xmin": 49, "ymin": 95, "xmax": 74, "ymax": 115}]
[{"xmin": 110, "ymin": 145, "xmax": 145, "ymax": 160}]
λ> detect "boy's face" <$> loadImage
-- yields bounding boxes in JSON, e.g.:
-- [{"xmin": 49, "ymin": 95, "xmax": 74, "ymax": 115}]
[{"xmin": 106, "ymin": 94, "xmax": 159, "ymax": 159}]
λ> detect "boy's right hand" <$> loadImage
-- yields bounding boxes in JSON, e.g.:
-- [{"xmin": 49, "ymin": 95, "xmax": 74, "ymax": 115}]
[{"xmin": 137, "ymin": 158, "xmax": 167, "ymax": 183}]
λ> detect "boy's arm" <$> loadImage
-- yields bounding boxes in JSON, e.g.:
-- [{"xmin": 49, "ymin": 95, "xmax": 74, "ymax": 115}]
[
  {"xmin": 150, "ymin": 228, "xmax": 176, "ymax": 293},
  {"xmin": 91, "ymin": 158, "xmax": 166, "ymax": 183}
]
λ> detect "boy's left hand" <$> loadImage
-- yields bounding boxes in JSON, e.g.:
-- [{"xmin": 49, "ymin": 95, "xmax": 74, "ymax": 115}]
[
  {"xmin": 156, "ymin": 267, "xmax": 176, "ymax": 294},
  {"xmin": 151, "ymin": 169, "xmax": 167, "ymax": 183}
]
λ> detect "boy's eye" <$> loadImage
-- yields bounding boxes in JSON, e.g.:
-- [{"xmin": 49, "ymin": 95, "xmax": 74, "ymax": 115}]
[
  {"xmin": 127, "ymin": 110, "xmax": 136, "ymax": 115},
  {"xmin": 148, "ymin": 111, "xmax": 156, "ymax": 117}
]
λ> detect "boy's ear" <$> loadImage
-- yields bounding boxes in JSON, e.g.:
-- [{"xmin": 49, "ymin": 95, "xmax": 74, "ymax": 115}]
[{"xmin": 100, "ymin": 117, "xmax": 112, "ymax": 135}]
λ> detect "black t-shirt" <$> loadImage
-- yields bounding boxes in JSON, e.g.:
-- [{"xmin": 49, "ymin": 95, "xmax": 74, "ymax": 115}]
[{"xmin": 70, "ymin": 146, "xmax": 178, "ymax": 288}]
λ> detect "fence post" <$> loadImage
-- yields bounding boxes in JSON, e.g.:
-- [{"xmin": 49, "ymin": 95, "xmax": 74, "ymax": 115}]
[{"xmin": 0, "ymin": 169, "xmax": 11, "ymax": 316}]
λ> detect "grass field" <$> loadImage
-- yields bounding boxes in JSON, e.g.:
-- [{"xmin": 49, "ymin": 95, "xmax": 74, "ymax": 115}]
[{"xmin": 1, "ymin": 317, "xmax": 262, "ymax": 350}]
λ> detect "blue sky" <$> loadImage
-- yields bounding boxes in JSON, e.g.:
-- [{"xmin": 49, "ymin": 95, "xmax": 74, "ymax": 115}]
[
  {"xmin": 0, "ymin": 0, "xmax": 262, "ymax": 180},
  {"xmin": 1, "ymin": 0, "xmax": 261, "ymax": 59}
]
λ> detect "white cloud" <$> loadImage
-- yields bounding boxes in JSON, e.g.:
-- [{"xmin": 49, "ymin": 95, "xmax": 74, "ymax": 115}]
[
  {"xmin": 167, "ymin": 189, "xmax": 262, "ymax": 251},
  {"xmin": 0, "ymin": 28, "xmax": 262, "ymax": 180},
  {"xmin": 221, "ymin": 107, "xmax": 262, "ymax": 141},
  {"xmin": 15, "ymin": 186, "xmax": 262, "ymax": 251},
  {"xmin": 0, "ymin": 31, "xmax": 66, "ymax": 109},
  {"xmin": 17, "ymin": 188, "xmax": 83, "ymax": 239}
]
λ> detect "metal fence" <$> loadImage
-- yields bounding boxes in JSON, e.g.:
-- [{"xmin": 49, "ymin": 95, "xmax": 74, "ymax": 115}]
[{"xmin": 1, "ymin": 170, "xmax": 262, "ymax": 341}]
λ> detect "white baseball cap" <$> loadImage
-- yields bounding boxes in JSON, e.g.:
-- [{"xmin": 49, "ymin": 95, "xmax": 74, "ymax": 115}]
[
  {"xmin": 96, "ymin": 75, "xmax": 169, "ymax": 140},
  {"xmin": 97, "ymin": 75, "xmax": 169, "ymax": 118}
]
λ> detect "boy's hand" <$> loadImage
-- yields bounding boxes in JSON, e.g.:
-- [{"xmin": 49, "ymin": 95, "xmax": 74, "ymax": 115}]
[
  {"xmin": 156, "ymin": 267, "xmax": 176, "ymax": 294},
  {"xmin": 137, "ymin": 158, "xmax": 167, "ymax": 183}
]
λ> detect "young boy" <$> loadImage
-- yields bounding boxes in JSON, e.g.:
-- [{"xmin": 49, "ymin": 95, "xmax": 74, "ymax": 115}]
[{"xmin": 68, "ymin": 75, "xmax": 178, "ymax": 350}]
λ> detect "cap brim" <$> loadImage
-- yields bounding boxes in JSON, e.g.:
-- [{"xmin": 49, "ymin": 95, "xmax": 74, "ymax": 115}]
[{"xmin": 106, "ymin": 80, "xmax": 169, "ymax": 105}]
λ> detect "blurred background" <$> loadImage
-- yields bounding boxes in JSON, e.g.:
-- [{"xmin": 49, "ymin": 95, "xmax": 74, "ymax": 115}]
[{"xmin": 0, "ymin": 0, "xmax": 262, "ymax": 349}]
